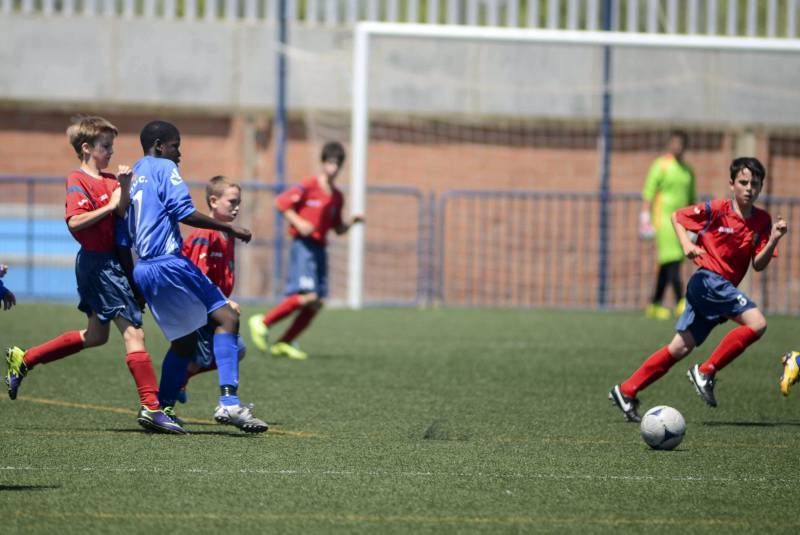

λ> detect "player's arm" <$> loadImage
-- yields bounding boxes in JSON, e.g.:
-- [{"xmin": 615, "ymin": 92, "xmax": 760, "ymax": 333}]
[
  {"xmin": 671, "ymin": 209, "xmax": 705, "ymax": 259},
  {"xmin": 181, "ymin": 211, "xmax": 251, "ymax": 243},
  {"xmin": 67, "ymin": 187, "xmax": 121, "ymax": 232},
  {"xmin": 275, "ymin": 186, "xmax": 314, "ymax": 236},
  {"xmin": 114, "ymin": 165, "xmax": 133, "ymax": 217},
  {"xmin": 280, "ymin": 208, "xmax": 314, "ymax": 237},
  {"xmin": 639, "ymin": 162, "xmax": 661, "ymax": 239},
  {"xmin": 334, "ymin": 214, "xmax": 365, "ymax": 235},
  {"xmin": 753, "ymin": 217, "xmax": 788, "ymax": 271}
]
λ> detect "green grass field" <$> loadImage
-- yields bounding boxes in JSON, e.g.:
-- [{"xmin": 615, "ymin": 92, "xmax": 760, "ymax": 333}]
[{"xmin": 2, "ymin": 303, "xmax": 800, "ymax": 533}]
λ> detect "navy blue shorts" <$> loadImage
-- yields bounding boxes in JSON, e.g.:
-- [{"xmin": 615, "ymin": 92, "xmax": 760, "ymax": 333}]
[
  {"xmin": 193, "ymin": 324, "xmax": 247, "ymax": 368},
  {"xmin": 285, "ymin": 238, "xmax": 328, "ymax": 298},
  {"xmin": 675, "ymin": 269, "xmax": 757, "ymax": 346},
  {"xmin": 75, "ymin": 249, "xmax": 142, "ymax": 326}
]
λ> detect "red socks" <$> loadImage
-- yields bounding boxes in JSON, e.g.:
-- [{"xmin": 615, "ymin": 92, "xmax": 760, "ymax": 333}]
[
  {"xmin": 264, "ymin": 295, "xmax": 303, "ymax": 326},
  {"xmin": 699, "ymin": 325, "xmax": 760, "ymax": 375},
  {"xmin": 280, "ymin": 306, "xmax": 318, "ymax": 344},
  {"xmin": 620, "ymin": 346, "xmax": 677, "ymax": 398},
  {"xmin": 125, "ymin": 351, "xmax": 160, "ymax": 410},
  {"xmin": 23, "ymin": 330, "xmax": 84, "ymax": 369}
]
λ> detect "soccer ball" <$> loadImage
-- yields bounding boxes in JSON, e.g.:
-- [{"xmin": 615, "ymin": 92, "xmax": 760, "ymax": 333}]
[{"xmin": 639, "ymin": 405, "xmax": 686, "ymax": 450}]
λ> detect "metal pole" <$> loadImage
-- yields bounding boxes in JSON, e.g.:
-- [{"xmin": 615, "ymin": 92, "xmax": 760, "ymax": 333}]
[
  {"xmin": 273, "ymin": 0, "xmax": 288, "ymax": 301},
  {"xmin": 598, "ymin": 0, "xmax": 613, "ymax": 307}
]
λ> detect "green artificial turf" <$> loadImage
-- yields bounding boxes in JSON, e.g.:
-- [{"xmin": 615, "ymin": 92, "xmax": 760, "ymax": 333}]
[{"xmin": 2, "ymin": 304, "xmax": 799, "ymax": 533}]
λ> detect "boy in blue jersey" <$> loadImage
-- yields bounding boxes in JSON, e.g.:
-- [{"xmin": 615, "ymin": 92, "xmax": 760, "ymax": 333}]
[{"xmin": 127, "ymin": 120, "xmax": 267, "ymax": 433}]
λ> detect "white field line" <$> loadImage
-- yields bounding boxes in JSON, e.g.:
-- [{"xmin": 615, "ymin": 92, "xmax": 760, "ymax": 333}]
[{"xmin": 1, "ymin": 465, "xmax": 798, "ymax": 485}]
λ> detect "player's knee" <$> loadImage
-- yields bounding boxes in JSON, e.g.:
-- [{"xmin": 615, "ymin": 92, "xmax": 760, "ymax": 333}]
[
  {"xmin": 751, "ymin": 320, "xmax": 767, "ymax": 338},
  {"xmin": 83, "ymin": 330, "xmax": 109, "ymax": 348},
  {"xmin": 122, "ymin": 327, "xmax": 145, "ymax": 347},
  {"xmin": 310, "ymin": 299, "xmax": 324, "ymax": 312}
]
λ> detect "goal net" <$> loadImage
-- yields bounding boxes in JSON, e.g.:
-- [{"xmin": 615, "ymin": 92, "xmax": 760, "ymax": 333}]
[{"xmin": 286, "ymin": 23, "xmax": 800, "ymax": 313}]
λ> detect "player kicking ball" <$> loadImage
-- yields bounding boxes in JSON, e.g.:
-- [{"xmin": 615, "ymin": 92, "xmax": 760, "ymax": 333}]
[{"xmin": 126, "ymin": 120, "xmax": 267, "ymax": 433}]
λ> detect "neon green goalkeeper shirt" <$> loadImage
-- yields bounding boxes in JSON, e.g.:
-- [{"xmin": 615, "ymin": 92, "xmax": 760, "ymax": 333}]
[{"xmin": 642, "ymin": 154, "xmax": 696, "ymax": 264}]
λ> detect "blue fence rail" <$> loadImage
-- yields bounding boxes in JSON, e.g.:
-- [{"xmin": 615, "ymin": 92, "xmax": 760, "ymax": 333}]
[{"xmin": 3, "ymin": 176, "xmax": 799, "ymax": 313}]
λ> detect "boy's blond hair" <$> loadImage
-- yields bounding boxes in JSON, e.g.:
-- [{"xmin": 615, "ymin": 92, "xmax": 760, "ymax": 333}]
[
  {"xmin": 66, "ymin": 116, "xmax": 119, "ymax": 160},
  {"xmin": 205, "ymin": 175, "xmax": 241, "ymax": 209}
]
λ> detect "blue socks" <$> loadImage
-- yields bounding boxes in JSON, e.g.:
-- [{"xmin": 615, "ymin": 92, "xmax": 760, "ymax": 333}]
[
  {"xmin": 158, "ymin": 350, "xmax": 189, "ymax": 408},
  {"xmin": 214, "ymin": 332, "xmax": 240, "ymax": 406}
]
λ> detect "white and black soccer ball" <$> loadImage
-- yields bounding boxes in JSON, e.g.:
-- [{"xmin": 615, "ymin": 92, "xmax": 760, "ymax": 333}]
[{"xmin": 639, "ymin": 405, "xmax": 686, "ymax": 450}]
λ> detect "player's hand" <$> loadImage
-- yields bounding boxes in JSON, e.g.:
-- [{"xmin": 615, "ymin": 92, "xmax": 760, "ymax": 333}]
[
  {"xmin": 351, "ymin": 214, "xmax": 366, "ymax": 225},
  {"xmin": 294, "ymin": 219, "xmax": 315, "ymax": 237},
  {"xmin": 772, "ymin": 216, "xmax": 788, "ymax": 241},
  {"xmin": 230, "ymin": 225, "xmax": 252, "ymax": 243},
  {"xmin": 0, "ymin": 264, "xmax": 7, "ymax": 278},
  {"xmin": 108, "ymin": 187, "xmax": 122, "ymax": 210},
  {"xmin": 2, "ymin": 290, "xmax": 16, "ymax": 310},
  {"xmin": 684, "ymin": 244, "xmax": 706, "ymax": 259},
  {"xmin": 116, "ymin": 165, "xmax": 133, "ymax": 187},
  {"xmin": 639, "ymin": 222, "xmax": 655, "ymax": 240}
]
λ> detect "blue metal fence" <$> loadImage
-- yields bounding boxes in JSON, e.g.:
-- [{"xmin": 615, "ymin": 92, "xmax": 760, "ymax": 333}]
[{"xmin": 3, "ymin": 176, "xmax": 799, "ymax": 313}]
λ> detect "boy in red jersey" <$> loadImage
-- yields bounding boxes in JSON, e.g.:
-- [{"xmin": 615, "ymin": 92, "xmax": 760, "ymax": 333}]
[
  {"xmin": 610, "ymin": 157, "xmax": 788, "ymax": 422},
  {"xmin": 4, "ymin": 116, "xmax": 183, "ymax": 434},
  {"xmin": 248, "ymin": 141, "xmax": 364, "ymax": 360},
  {"xmin": 173, "ymin": 176, "xmax": 247, "ymax": 408}
]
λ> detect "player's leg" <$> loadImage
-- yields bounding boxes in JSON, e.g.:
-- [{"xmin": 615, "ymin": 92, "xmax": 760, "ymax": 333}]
[
  {"xmin": 609, "ymin": 330, "xmax": 696, "ymax": 423},
  {"xmin": 665, "ymin": 261, "xmax": 685, "ymax": 315},
  {"xmin": 686, "ymin": 273, "xmax": 760, "ymax": 407},
  {"xmin": 5, "ymin": 315, "xmax": 105, "ymax": 400},
  {"xmin": 646, "ymin": 264, "xmax": 672, "ymax": 320},
  {"xmin": 113, "ymin": 317, "xmax": 185, "ymax": 434},
  {"xmin": 698, "ymin": 308, "xmax": 765, "ymax": 377},
  {"xmin": 249, "ymin": 239, "xmax": 310, "ymax": 352}
]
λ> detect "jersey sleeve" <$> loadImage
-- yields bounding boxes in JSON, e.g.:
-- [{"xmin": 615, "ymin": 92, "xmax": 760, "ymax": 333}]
[
  {"xmin": 64, "ymin": 174, "xmax": 96, "ymax": 220},
  {"xmin": 642, "ymin": 158, "xmax": 664, "ymax": 202},
  {"xmin": 0, "ymin": 279, "xmax": 7, "ymax": 299},
  {"xmin": 182, "ymin": 229, "xmax": 211, "ymax": 275},
  {"xmin": 275, "ymin": 183, "xmax": 306, "ymax": 212},
  {"xmin": 157, "ymin": 162, "xmax": 196, "ymax": 221},
  {"xmin": 675, "ymin": 200, "xmax": 717, "ymax": 233}
]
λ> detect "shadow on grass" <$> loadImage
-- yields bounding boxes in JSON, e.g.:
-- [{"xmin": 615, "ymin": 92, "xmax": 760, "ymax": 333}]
[
  {"xmin": 0, "ymin": 485, "xmax": 61, "ymax": 491},
  {"xmin": 702, "ymin": 421, "xmax": 800, "ymax": 427},
  {"xmin": 109, "ymin": 428, "xmax": 257, "ymax": 437}
]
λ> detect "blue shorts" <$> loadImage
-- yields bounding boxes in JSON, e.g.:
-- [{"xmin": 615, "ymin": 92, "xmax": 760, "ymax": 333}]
[
  {"xmin": 134, "ymin": 254, "xmax": 227, "ymax": 342},
  {"xmin": 75, "ymin": 249, "xmax": 142, "ymax": 327},
  {"xmin": 285, "ymin": 238, "xmax": 328, "ymax": 298},
  {"xmin": 193, "ymin": 325, "xmax": 247, "ymax": 368},
  {"xmin": 675, "ymin": 269, "xmax": 757, "ymax": 346}
]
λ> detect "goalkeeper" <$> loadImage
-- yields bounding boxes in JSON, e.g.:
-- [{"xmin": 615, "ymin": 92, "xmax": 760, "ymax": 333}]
[{"xmin": 640, "ymin": 130, "xmax": 696, "ymax": 320}]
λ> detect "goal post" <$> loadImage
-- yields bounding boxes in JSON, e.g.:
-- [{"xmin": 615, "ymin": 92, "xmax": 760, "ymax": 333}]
[{"xmin": 347, "ymin": 21, "xmax": 800, "ymax": 310}]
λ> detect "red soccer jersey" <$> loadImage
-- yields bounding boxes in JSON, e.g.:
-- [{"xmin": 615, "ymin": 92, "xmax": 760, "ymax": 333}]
[
  {"xmin": 675, "ymin": 198, "xmax": 774, "ymax": 286},
  {"xmin": 275, "ymin": 176, "xmax": 344, "ymax": 245},
  {"xmin": 64, "ymin": 169, "xmax": 120, "ymax": 253},
  {"xmin": 181, "ymin": 228, "xmax": 235, "ymax": 297}
]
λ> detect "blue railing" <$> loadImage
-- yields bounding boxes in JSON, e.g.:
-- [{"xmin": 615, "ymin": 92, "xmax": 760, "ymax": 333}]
[{"xmin": 3, "ymin": 176, "xmax": 799, "ymax": 313}]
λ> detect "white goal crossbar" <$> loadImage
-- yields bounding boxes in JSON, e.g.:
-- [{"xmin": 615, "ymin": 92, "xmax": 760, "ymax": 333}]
[{"xmin": 347, "ymin": 21, "xmax": 800, "ymax": 309}]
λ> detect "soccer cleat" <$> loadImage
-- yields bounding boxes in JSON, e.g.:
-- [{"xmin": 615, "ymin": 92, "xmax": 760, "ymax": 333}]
[
  {"xmin": 5, "ymin": 346, "xmax": 28, "ymax": 400},
  {"xmin": 645, "ymin": 304, "xmax": 672, "ymax": 320},
  {"xmin": 608, "ymin": 384, "xmax": 641, "ymax": 422},
  {"xmin": 688, "ymin": 364, "xmax": 717, "ymax": 407},
  {"xmin": 780, "ymin": 351, "xmax": 800, "ymax": 397},
  {"xmin": 162, "ymin": 405, "xmax": 185, "ymax": 426},
  {"xmin": 248, "ymin": 314, "xmax": 270, "ymax": 353},
  {"xmin": 137, "ymin": 407, "xmax": 187, "ymax": 434},
  {"xmin": 213, "ymin": 403, "xmax": 268, "ymax": 434},
  {"xmin": 270, "ymin": 341, "xmax": 308, "ymax": 360}
]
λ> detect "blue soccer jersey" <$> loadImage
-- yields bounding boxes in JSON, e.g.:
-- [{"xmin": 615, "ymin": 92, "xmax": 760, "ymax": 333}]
[{"xmin": 127, "ymin": 156, "xmax": 196, "ymax": 260}]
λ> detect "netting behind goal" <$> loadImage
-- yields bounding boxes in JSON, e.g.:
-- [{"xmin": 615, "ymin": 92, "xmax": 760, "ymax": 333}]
[{"xmin": 287, "ymin": 24, "xmax": 800, "ymax": 312}]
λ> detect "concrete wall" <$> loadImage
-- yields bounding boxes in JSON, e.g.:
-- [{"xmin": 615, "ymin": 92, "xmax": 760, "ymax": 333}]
[{"xmin": 3, "ymin": 15, "xmax": 800, "ymax": 126}]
